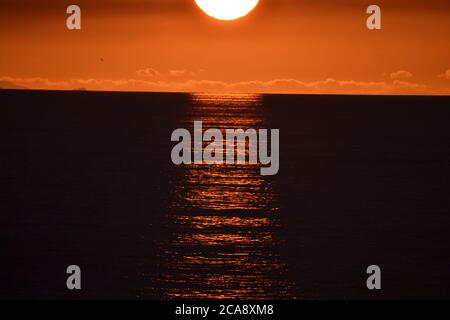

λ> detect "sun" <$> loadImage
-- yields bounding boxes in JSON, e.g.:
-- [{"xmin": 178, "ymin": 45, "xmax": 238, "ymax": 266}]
[{"xmin": 195, "ymin": 0, "xmax": 260, "ymax": 21}]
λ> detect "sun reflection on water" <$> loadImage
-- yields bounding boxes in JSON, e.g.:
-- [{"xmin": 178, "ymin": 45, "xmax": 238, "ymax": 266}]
[{"xmin": 154, "ymin": 93, "xmax": 294, "ymax": 299}]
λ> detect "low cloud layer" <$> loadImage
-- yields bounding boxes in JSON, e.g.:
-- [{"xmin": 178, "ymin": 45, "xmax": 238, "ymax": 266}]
[
  {"xmin": 1, "ymin": 75, "xmax": 448, "ymax": 95},
  {"xmin": 136, "ymin": 68, "xmax": 194, "ymax": 78},
  {"xmin": 390, "ymin": 70, "xmax": 413, "ymax": 80},
  {"xmin": 438, "ymin": 69, "xmax": 450, "ymax": 80}
]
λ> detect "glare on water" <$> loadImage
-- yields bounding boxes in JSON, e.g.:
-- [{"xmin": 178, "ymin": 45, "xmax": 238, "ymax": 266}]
[{"xmin": 142, "ymin": 94, "xmax": 295, "ymax": 299}]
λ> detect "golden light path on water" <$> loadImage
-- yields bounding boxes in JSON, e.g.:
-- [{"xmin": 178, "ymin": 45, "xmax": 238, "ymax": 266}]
[{"xmin": 155, "ymin": 94, "xmax": 294, "ymax": 299}]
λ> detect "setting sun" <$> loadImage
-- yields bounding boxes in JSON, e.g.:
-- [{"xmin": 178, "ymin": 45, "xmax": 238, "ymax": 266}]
[{"xmin": 194, "ymin": 0, "xmax": 259, "ymax": 21}]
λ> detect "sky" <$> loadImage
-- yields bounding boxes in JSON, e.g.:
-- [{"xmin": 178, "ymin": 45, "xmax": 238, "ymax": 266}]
[{"xmin": 0, "ymin": 0, "xmax": 449, "ymax": 95}]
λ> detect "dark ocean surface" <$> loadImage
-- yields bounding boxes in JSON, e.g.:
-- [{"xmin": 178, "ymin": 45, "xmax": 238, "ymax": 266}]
[{"xmin": 1, "ymin": 90, "xmax": 450, "ymax": 299}]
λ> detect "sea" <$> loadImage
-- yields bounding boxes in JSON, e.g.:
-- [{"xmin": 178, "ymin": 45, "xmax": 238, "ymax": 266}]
[{"xmin": 1, "ymin": 90, "xmax": 450, "ymax": 299}]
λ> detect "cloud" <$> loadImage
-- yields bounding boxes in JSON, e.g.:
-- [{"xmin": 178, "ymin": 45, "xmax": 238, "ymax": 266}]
[
  {"xmin": 136, "ymin": 67, "xmax": 195, "ymax": 78},
  {"xmin": 136, "ymin": 68, "xmax": 161, "ymax": 77},
  {"xmin": 1, "ymin": 75, "xmax": 447, "ymax": 95},
  {"xmin": 390, "ymin": 70, "xmax": 413, "ymax": 79},
  {"xmin": 175, "ymin": 78, "xmax": 430, "ymax": 95},
  {"xmin": 0, "ymin": 80, "xmax": 28, "ymax": 90},
  {"xmin": 168, "ymin": 70, "xmax": 194, "ymax": 77},
  {"xmin": 438, "ymin": 69, "xmax": 450, "ymax": 80}
]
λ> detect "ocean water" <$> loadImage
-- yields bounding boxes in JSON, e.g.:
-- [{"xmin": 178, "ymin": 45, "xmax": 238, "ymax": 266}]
[{"xmin": 1, "ymin": 90, "xmax": 450, "ymax": 299}]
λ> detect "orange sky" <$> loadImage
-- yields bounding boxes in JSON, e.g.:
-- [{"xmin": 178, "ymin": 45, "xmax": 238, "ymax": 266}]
[{"xmin": 0, "ymin": 0, "xmax": 449, "ymax": 95}]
